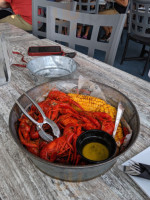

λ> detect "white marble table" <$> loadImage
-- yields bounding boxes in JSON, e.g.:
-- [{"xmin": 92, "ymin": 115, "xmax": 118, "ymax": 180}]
[{"xmin": 0, "ymin": 23, "xmax": 150, "ymax": 200}]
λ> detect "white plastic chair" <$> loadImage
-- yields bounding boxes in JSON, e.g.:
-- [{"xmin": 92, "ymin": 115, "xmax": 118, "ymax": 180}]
[
  {"xmin": 32, "ymin": 0, "xmax": 77, "ymax": 38},
  {"xmin": 46, "ymin": 6, "xmax": 127, "ymax": 66},
  {"xmin": 121, "ymin": 0, "xmax": 150, "ymax": 76}
]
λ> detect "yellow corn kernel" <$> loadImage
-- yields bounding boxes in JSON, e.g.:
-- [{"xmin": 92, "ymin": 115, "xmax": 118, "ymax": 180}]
[{"xmin": 114, "ymin": 126, "xmax": 124, "ymax": 142}]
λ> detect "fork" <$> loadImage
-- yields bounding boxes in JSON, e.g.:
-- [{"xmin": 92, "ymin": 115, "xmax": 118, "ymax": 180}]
[
  {"xmin": 120, "ymin": 160, "xmax": 150, "ymax": 176},
  {"xmin": 121, "ymin": 162, "xmax": 141, "ymax": 176},
  {"xmin": 127, "ymin": 160, "xmax": 145, "ymax": 175}
]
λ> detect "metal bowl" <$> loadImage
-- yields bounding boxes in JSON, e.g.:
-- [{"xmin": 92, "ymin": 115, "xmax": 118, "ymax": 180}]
[
  {"xmin": 27, "ymin": 56, "xmax": 78, "ymax": 84},
  {"xmin": 9, "ymin": 79, "xmax": 140, "ymax": 182}
]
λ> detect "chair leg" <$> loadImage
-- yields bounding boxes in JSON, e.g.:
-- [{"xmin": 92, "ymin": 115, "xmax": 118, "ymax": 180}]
[
  {"xmin": 141, "ymin": 50, "xmax": 150, "ymax": 76},
  {"xmin": 140, "ymin": 45, "xmax": 146, "ymax": 57},
  {"xmin": 120, "ymin": 35, "xmax": 130, "ymax": 64},
  {"xmin": 120, "ymin": 31, "xmax": 123, "ymax": 44}
]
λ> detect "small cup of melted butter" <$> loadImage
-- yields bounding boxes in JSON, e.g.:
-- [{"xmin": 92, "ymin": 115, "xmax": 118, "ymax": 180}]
[
  {"xmin": 82, "ymin": 142, "xmax": 109, "ymax": 161},
  {"xmin": 76, "ymin": 130, "xmax": 117, "ymax": 164}
]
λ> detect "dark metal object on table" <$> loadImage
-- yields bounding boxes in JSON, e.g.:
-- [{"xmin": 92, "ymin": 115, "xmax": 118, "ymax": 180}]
[
  {"xmin": 9, "ymin": 79, "xmax": 140, "ymax": 182},
  {"xmin": 63, "ymin": 52, "xmax": 76, "ymax": 58}
]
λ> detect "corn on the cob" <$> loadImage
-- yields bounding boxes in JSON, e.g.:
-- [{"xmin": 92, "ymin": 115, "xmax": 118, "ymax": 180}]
[
  {"xmin": 68, "ymin": 93, "xmax": 124, "ymax": 143},
  {"xmin": 68, "ymin": 93, "xmax": 106, "ymax": 112}
]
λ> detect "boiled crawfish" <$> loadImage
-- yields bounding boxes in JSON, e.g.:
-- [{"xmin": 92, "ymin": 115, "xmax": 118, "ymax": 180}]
[{"xmin": 18, "ymin": 90, "xmax": 115, "ymax": 165}]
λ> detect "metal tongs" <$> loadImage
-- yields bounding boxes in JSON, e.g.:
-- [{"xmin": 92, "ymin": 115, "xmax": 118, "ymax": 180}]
[{"xmin": 15, "ymin": 92, "xmax": 60, "ymax": 142}]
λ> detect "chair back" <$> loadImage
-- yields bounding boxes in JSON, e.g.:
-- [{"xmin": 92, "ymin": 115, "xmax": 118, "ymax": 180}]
[
  {"xmin": 32, "ymin": 0, "xmax": 77, "ymax": 38},
  {"xmin": 76, "ymin": 0, "xmax": 99, "ymax": 14},
  {"xmin": 128, "ymin": 0, "xmax": 150, "ymax": 38},
  {"xmin": 46, "ymin": 6, "xmax": 126, "ymax": 66}
]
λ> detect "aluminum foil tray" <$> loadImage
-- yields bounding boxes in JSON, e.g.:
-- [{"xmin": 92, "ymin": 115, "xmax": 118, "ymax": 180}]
[{"xmin": 27, "ymin": 56, "xmax": 78, "ymax": 84}]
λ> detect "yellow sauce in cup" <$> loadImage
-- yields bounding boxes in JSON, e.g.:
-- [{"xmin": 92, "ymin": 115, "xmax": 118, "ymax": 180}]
[{"xmin": 82, "ymin": 142, "xmax": 109, "ymax": 161}]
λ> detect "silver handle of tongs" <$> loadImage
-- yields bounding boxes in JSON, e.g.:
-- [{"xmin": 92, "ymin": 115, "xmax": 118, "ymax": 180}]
[{"xmin": 14, "ymin": 92, "xmax": 60, "ymax": 142}]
